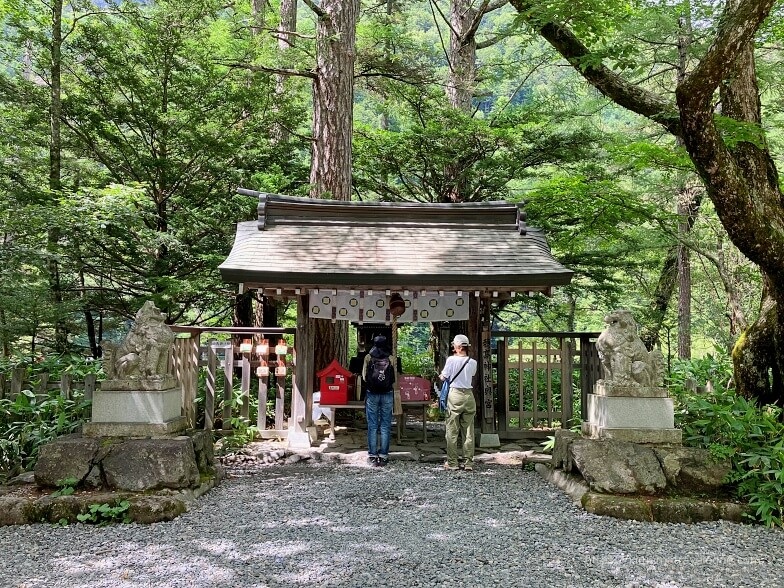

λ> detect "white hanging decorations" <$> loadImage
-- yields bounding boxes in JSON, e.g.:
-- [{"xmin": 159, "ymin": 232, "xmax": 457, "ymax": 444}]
[{"xmin": 307, "ymin": 290, "xmax": 468, "ymax": 323}]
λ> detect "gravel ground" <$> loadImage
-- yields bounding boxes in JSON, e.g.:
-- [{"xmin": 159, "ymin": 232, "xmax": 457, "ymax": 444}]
[{"xmin": 0, "ymin": 459, "xmax": 782, "ymax": 588}]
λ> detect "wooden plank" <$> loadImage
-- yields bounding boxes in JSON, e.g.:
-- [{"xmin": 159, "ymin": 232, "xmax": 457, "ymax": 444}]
[
  {"xmin": 546, "ymin": 340, "xmax": 553, "ymax": 427},
  {"xmin": 516, "ymin": 339, "xmax": 524, "ymax": 418},
  {"xmin": 10, "ymin": 367, "xmax": 24, "ymax": 396},
  {"xmin": 185, "ymin": 336, "xmax": 199, "ymax": 427},
  {"xmin": 37, "ymin": 372, "xmax": 50, "ymax": 399},
  {"xmin": 240, "ymin": 355, "xmax": 251, "ymax": 421},
  {"xmin": 479, "ymin": 298, "xmax": 494, "ymax": 431},
  {"xmin": 204, "ymin": 346, "xmax": 217, "ymax": 431},
  {"xmin": 561, "ymin": 339, "xmax": 573, "ymax": 427},
  {"xmin": 222, "ymin": 345, "xmax": 234, "ymax": 433},
  {"xmin": 275, "ymin": 376, "xmax": 285, "ymax": 431},
  {"xmin": 496, "ymin": 339, "xmax": 507, "ymax": 434},
  {"xmin": 60, "ymin": 373, "xmax": 72, "ymax": 400},
  {"xmin": 257, "ymin": 374, "xmax": 269, "ymax": 431},
  {"xmin": 84, "ymin": 374, "xmax": 96, "ymax": 403},
  {"xmin": 531, "ymin": 341, "xmax": 538, "ymax": 428}
]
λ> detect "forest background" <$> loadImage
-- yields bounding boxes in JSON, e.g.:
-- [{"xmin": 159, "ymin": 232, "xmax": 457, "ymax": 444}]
[{"xmin": 0, "ymin": 0, "xmax": 780, "ymax": 399}]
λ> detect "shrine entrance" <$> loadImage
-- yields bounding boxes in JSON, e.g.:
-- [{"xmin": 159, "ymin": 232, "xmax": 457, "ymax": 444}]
[{"xmin": 211, "ymin": 191, "xmax": 576, "ymax": 448}]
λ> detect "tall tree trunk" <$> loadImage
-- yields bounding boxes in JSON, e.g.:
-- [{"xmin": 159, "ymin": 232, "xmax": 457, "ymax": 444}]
[
  {"xmin": 716, "ymin": 234, "xmax": 748, "ymax": 337},
  {"xmin": 272, "ymin": 0, "xmax": 297, "ymax": 143},
  {"xmin": 308, "ymin": 0, "xmax": 359, "ymax": 201},
  {"xmin": 251, "ymin": 0, "xmax": 267, "ymax": 34},
  {"xmin": 676, "ymin": 184, "xmax": 699, "ymax": 359},
  {"xmin": 442, "ymin": 1, "xmax": 508, "ymax": 202},
  {"xmin": 640, "ymin": 191, "xmax": 702, "ymax": 351},
  {"xmin": 442, "ymin": 0, "xmax": 480, "ymax": 202},
  {"xmin": 732, "ymin": 280, "xmax": 782, "ymax": 405},
  {"xmin": 48, "ymin": 0, "xmax": 67, "ymax": 352},
  {"xmin": 305, "ymin": 0, "xmax": 358, "ymax": 367},
  {"xmin": 675, "ymin": 2, "xmax": 693, "ymax": 360},
  {"xmin": 446, "ymin": 0, "xmax": 478, "ymax": 111}
]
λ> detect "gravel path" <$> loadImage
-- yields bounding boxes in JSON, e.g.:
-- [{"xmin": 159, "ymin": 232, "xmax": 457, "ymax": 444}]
[{"xmin": 0, "ymin": 460, "xmax": 782, "ymax": 588}]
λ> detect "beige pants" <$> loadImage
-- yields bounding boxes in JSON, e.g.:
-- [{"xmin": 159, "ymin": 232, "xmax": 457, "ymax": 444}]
[{"xmin": 445, "ymin": 387, "xmax": 476, "ymax": 467}]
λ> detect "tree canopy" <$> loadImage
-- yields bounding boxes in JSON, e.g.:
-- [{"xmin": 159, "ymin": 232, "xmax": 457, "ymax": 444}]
[{"xmin": 0, "ymin": 0, "xmax": 776, "ymax": 399}]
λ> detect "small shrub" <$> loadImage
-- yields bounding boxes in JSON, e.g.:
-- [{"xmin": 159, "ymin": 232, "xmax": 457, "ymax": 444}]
[
  {"xmin": 672, "ymin": 355, "xmax": 784, "ymax": 527},
  {"xmin": 76, "ymin": 500, "xmax": 131, "ymax": 525},
  {"xmin": 51, "ymin": 477, "xmax": 79, "ymax": 497}
]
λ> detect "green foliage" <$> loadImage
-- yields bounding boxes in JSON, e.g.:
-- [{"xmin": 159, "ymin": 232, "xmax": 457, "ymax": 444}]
[
  {"xmin": 672, "ymin": 356, "xmax": 784, "ymax": 527},
  {"xmin": 218, "ymin": 417, "xmax": 261, "ymax": 453},
  {"xmin": 51, "ymin": 476, "xmax": 79, "ymax": 497},
  {"xmin": 0, "ymin": 357, "xmax": 95, "ymax": 481},
  {"xmin": 397, "ymin": 323, "xmax": 437, "ymax": 380},
  {"xmin": 354, "ymin": 102, "xmax": 599, "ymax": 203},
  {"xmin": 76, "ymin": 500, "xmax": 131, "ymax": 525}
]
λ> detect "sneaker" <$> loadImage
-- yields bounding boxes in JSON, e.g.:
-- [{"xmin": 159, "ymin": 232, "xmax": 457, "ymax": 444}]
[
  {"xmin": 377, "ymin": 457, "xmax": 389, "ymax": 467},
  {"xmin": 463, "ymin": 464, "xmax": 473, "ymax": 472},
  {"xmin": 367, "ymin": 455, "xmax": 378, "ymax": 466},
  {"xmin": 443, "ymin": 463, "xmax": 459, "ymax": 471}
]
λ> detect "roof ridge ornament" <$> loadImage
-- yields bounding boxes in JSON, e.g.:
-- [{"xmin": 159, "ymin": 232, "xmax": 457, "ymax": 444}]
[
  {"xmin": 516, "ymin": 202, "xmax": 527, "ymax": 235},
  {"xmin": 257, "ymin": 192, "xmax": 270, "ymax": 230}
]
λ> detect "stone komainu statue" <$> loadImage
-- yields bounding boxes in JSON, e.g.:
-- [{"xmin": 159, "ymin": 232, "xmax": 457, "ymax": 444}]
[
  {"xmin": 102, "ymin": 301, "xmax": 175, "ymax": 380},
  {"xmin": 595, "ymin": 309, "xmax": 664, "ymax": 388}
]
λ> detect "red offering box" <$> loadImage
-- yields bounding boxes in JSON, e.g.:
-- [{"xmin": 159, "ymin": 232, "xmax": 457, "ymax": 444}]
[
  {"xmin": 398, "ymin": 375, "xmax": 432, "ymax": 402},
  {"xmin": 317, "ymin": 359, "xmax": 355, "ymax": 404}
]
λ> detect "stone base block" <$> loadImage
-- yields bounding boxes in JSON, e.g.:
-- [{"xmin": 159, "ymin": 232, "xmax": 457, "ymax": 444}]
[
  {"xmin": 479, "ymin": 433, "xmax": 501, "ymax": 448},
  {"xmin": 594, "ymin": 382, "xmax": 670, "ymax": 398},
  {"xmin": 91, "ymin": 387, "xmax": 182, "ymax": 424},
  {"xmin": 83, "ymin": 416, "xmax": 189, "ymax": 438},
  {"xmin": 307, "ymin": 425, "xmax": 318, "ymax": 445},
  {"xmin": 587, "ymin": 394, "xmax": 674, "ymax": 429},
  {"xmin": 582, "ymin": 422, "xmax": 682, "ymax": 444},
  {"xmin": 101, "ymin": 376, "xmax": 177, "ymax": 391},
  {"xmin": 287, "ymin": 430, "xmax": 312, "ymax": 449}
]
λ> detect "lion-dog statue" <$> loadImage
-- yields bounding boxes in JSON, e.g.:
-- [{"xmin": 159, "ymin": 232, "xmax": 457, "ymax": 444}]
[
  {"xmin": 595, "ymin": 309, "xmax": 664, "ymax": 387},
  {"xmin": 102, "ymin": 301, "xmax": 174, "ymax": 380}
]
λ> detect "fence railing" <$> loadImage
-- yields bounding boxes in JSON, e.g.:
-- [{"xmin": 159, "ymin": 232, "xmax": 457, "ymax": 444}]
[
  {"xmin": 492, "ymin": 331, "xmax": 601, "ymax": 439},
  {"xmin": 0, "ymin": 367, "xmax": 97, "ymax": 401},
  {"xmin": 170, "ymin": 326, "xmax": 296, "ymax": 436}
]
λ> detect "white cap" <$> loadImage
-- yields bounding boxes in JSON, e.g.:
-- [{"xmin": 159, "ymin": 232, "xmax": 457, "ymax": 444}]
[{"xmin": 452, "ymin": 334, "xmax": 470, "ymax": 347}]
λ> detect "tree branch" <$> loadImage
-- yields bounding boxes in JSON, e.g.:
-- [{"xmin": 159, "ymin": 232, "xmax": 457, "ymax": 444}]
[
  {"xmin": 302, "ymin": 0, "xmax": 326, "ymax": 19},
  {"xmin": 510, "ymin": 0, "xmax": 681, "ymax": 136},
  {"xmin": 679, "ymin": 0, "xmax": 776, "ymax": 106},
  {"xmin": 220, "ymin": 61, "xmax": 317, "ymax": 80}
]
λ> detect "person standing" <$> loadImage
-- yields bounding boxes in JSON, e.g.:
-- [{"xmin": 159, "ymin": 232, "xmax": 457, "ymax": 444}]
[
  {"xmin": 439, "ymin": 334, "xmax": 478, "ymax": 471},
  {"xmin": 363, "ymin": 335, "xmax": 395, "ymax": 467}
]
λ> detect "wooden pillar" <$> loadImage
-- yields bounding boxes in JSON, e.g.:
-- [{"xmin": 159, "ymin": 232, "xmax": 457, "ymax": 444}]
[
  {"xmin": 289, "ymin": 295, "xmax": 314, "ymax": 448},
  {"xmin": 477, "ymin": 296, "xmax": 499, "ymax": 447},
  {"xmin": 204, "ymin": 345, "xmax": 217, "ymax": 431}
]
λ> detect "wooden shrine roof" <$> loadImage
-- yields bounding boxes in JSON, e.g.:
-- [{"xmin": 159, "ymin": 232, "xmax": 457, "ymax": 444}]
[{"xmin": 218, "ymin": 191, "xmax": 573, "ymax": 294}]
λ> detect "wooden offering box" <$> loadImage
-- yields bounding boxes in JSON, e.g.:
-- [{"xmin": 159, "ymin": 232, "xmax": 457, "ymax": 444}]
[{"xmin": 317, "ymin": 359, "xmax": 356, "ymax": 405}]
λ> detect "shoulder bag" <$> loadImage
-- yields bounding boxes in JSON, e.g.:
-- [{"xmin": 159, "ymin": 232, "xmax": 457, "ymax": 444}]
[{"xmin": 439, "ymin": 357, "xmax": 470, "ymax": 413}]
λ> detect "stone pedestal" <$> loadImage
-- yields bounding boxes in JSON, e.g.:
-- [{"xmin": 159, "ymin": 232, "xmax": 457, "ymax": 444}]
[
  {"xmin": 479, "ymin": 433, "xmax": 501, "ymax": 448},
  {"xmin": 83, "ymin": 384, "xmax": 187, "ymax": 438},
  {"xmin": 584, "ymin": 381, "xmax": 681, "ymax": 444}
]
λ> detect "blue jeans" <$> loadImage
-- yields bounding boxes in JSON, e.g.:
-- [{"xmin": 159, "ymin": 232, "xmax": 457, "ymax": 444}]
[{"xmin": 365, "ymin": 390, "xmax": 393, "ymax": 457}]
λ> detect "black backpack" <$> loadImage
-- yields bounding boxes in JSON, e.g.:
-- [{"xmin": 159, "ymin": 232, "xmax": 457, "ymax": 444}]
[{"xmin": 366, "ymin": 357, "xmax": 394, "ymax": 393}]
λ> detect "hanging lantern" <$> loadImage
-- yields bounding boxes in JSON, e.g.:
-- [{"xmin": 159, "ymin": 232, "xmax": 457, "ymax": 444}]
[
  {"xmin": 256, "ymin": 339, "xmax": 270, "ymax": 357},
  {"xmin": 275, "ymin": 338, "xmax": 288, "ymax": 356},
  {"xmin": 256, "ymin": 360, "xmax": 269, "ymax": 378}
]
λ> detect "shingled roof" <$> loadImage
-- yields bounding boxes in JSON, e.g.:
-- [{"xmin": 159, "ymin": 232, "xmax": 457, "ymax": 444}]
[{"xmin": 218, "ymin": 191, "xmax": 572, "ymax": 294}]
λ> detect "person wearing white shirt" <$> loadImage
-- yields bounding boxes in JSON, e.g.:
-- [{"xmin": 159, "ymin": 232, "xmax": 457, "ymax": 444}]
[{"xmin": 438, "ymin": 334, "xmax": 478, "ymax": 471}]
